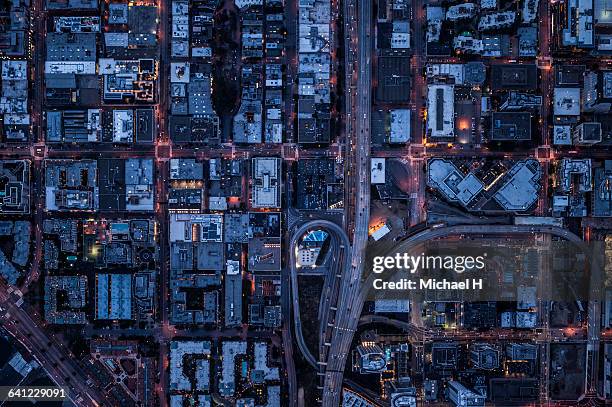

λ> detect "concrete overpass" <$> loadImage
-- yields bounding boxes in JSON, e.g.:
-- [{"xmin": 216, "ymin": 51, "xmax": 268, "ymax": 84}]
[{"xmin": 288, "ymin": 220, "xmax": 350, "ymax": 370}]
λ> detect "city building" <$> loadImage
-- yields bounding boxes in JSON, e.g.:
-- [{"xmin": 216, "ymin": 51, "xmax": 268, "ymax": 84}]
[
  {"xmin": 251, "ymin": 157, "xmax": 281, "ymax": 209},
  {"xmin": 45, "ymin": 33, "xmax": 97, "ymax": 75},
  {"xmin": 553, "ymin": 125, "xmax": 573, "ymax": 145},
  {"xmin": 478, "ymin": 11, "xmax": 516, "ymax": 30},
  {"xmin": 169, "ymin": 68, "xmax": 219, "ymax": 143},
  {"xmin": 518, "ymin": 27, "xmax": 538, "ymax": 57},
  {"xmin": 99, "ymin": 58, "xmax": 157, "ymax": 103},
  {"xmin": 371, "ymin": 158, "xmax": 386, "ymax": 184},
  {"xmin": 252, "ymin": 342, "xmax": 280, "ymax": 383},
  {"xmin": 0, "ymin": 221, "xmax": 30, "ymax": 284},
  {"xmin": 81, "ymin": 219, "xmax": 156, "ymax": 268},
  {"xmin": 493, "ymin": 160, "xmax": 542, "ymax": 211},
  {"xmin": 562, "ymin": 0, "xmax": 594, "ymax": 48},
  {"xmin": 574, "ymin": 122, "xmax": 602, "ymax": 144},
  {"xmin": 169, "ymin": 212, "xmax": 223, "ymax": 324},
  {"xmin": 604, "ymin": 343, "xmax": 612, "ymax": 398},
  {"xmin": 428, "ymin": 158, "xmax": 541, "ymax": 213},
  {"xmin": 446, "ymin": 3, "xmax": 477, "ymax": 21},
  {"xmin": 46, "ymin": 110, "xmax": 102, "ymax": 143},
  {"xmin": 233, "ymin": 70, "xmax": 263, "ymax": 143},
  {"xmin": 0, "ymin": 160, "xmax": 30, "ymax": 213},
  {"xmin": 490, "ymin": 112, "xmax": 532, "ymax": 141},
  {"xmin": 1, "ymin": 61, "xmax": 29, "ymax": 141},
  {"xmin": 225, "ymin": 270, "xmax": 242, "ymax": 327},
  {"xmin": 427, "ymin": 84, "xmax": 455, "ymax": 140},
  {"xmin": 490, "ymin": 64, "xmax": 538, "ymax": 91},
  {"xmin": 170, "ymin": 213, "xmax": 223, "ymax": 243},
  {"xmin": 446, "ymin": 381, "xmax": 486, "ymax": 407},
  {"xmin": 45, "ymin": 159, "xmax": 99, "ymax": 211},
  {"xmin": 431, "ymin": 342, "xmax": 459, "ymax": 372},
  {"xmin": 490, "ymin": 378, "xmax": 538, "ymax": 404},
  {"xmin": 376, "ymin": 55, "xmax": 411, "ymax": 103},
  {"xmin": 126, "ymin": 158, "xmax": 154, "ymax": 211},
  {"xmin": 248, "ymin": 212, "xmax": 282, "ymax": 272},
  {"xmin": 219, "ymin": 341, "xmax": 247, "ymax": 397},
  {"xmin": 469, "ymin": 343, "xmax": 500, "ymax": 370},
  {"xmin": 44, "ymin": 276, "xmax": 87, "ymax": 324},
  {"xmin": 558, "ymin": 159, "xmax": 592, "ymax": 193},
  {"xmin": 342, "ymin": 390, "xmax": 377, "ymax": 407},
  {"xmin": 95, "ymin": 274, "xmax": 132, "ymax": 320},
  {"xmin": 583, "ymin": 70, "xmax": 612, "ymax": 113},
  {"xmin": 208, "ymin": 158, "xmax": 244, "ymax": 210},
  {"xmin": 108, "ymin": 108, "xmax": 154, "ymax": 143},
  {"xmin": 506, "ymin": 343, "xmax": 538, "ymax": 360},
  {"xmin": 453, "ymin": 34, "xmax": 510, "ymax": 57},
  {"xmin": 426, "ymin": 63, "xmax": 485, "ymax": 86},
  {"xmin": 169, "ymin": 341, "xmax": 211, "ymax": 392},
  {"xmin": 390, "ymin": 109, "xmax": 411, "ymax": 143},
  {"xmin": 170, "ymin": 268, "xmax": 220, "ymax": 325},
  {"xmin": 356, "ymin": 343, "xmax": 387, "ymax": 373},
  {"xmin": 0, "ymin": 0, "xmax": 28, "ymax": 56},
  {"xmin": 593, "ymin": 161, "xmax": 612, "ymax": 216},
  {"xmin": 554, "ymin": 87, "xmax": 581, "ymax": 117},
  {"xmin": 297, "ymin": 0, "xmax": 331, "ymax": 144},
  {"xmin": 169, "ymin": 159, "xmax": 205, "ymax": 211},
  {"xmin": 387, "ymin": 377, "xmax": 417, "ymax": 407},
  {"xmin": 296, "ymin": 159, "xmax": 343, "ymax": 211},
  {"xmin": 296, "ymin": 230, "xmax": 329, "ymax": 267},
  {"xmin": 374, "ymin": 299, "xmax": 410, "ymax": 313},
  {"xmin": 427, "ymin": 159, "xmax": 484, "ymax": 207}
]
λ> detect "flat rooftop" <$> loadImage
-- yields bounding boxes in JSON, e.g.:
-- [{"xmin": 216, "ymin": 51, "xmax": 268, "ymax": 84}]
[
  {"xmin": 251, "ymin": 157, "xmax": 281, "ymax": 209},
  {"xmin": 491, "ymin": 64, "xmax": 538, "ymax": 90},
  {"xmin": 491, "ymin": 112, "xmax": 532, "ymax": 141},
  {"xmin": 427, "ymin": 84, "xmax": 454, "ymax": 140},
  {"xmin": 376, "ymin": 56, "xmax": 411, "ymax": 103},
  {"xmin": 493, "ymin": 159, "xmax": 542, "ymax": 211}
]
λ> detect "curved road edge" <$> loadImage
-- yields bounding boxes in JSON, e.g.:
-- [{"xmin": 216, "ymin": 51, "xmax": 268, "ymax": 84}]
[{"xmin": 288, "ymin": 220, "xmax": 351, "ymax": 370}]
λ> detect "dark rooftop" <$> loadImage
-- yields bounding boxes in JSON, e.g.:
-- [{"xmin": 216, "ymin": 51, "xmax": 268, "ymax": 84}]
[
  {"xmin": 491, "ymin": 112, "xmax": 532, "ymax": 141},
  {"xmin": 376, "ymin": 56, "xmax": 411, "ymax": 103},
  {"xmin": 491, "ymin": 64, "xmax": 538, "ymax": 91}
]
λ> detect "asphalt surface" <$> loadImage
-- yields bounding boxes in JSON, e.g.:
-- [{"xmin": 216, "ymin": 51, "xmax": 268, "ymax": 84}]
[
  {"xmin": 321, "ymin": 0, "xmax": 373, "ymax": 402},
  {"xmin": 288, "ymin": 220, "xmax": 350, "ymax": 369}
]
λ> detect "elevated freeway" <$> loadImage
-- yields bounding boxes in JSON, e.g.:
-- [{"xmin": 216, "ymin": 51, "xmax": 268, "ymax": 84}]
[
  {"xmin": 321, "ymin": 0, "xmax": 373, "ymax": 402},
  {"xmin": 288, "ymin": 220, "xmax": 350, "ymax": 370}
]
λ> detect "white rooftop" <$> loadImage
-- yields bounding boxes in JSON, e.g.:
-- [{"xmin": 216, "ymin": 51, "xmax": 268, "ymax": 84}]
[
  {"xmin": 169, "ymin": 341, "xmax": 211, "ymax": 391},
  {"xmin": 252, "ymin": 157, "xmax": 281, "ymax": 209},
  {"xmin": 554, "ymin": 87, "xmax": 581, "ymax": 116},
  {"xmin": 45, "ymin": 61, "xmax": 96, "ymax": 75},
  {"xmin": 220, "ymin": 341, "xmax": 247, "ymax": 397},
  {"xmin": 494, "ymin": 160, "xmax": 541, "ymax": 211},
  {"xmin": 371, "ymin": 158, "xmax": 385, "ymax": 184},
  {"xmin": 170, "ymin": 62, "xmax": 190, "ymax": 83},
  {"xmin": 428, "ymin": 159, "xmax": 464, "ymax": 202},
  {"xmin": 553, "ymin": 125, "xmax": 572, "ymax": 145},
  {"xmin": 446, "ymin": 3, "xmax": 477, "ymax": 20},
  {"xmin": 427, "ymin": 84, "xmax": 455, "ymax": 140},
  {"xmin": 374, "ymin": 299, "xmax": 410, "ymax": 313},
  {"xmin": 426, "ymin": 63, "xmax": 465, "ymax": 84},
  {"xmin": 253, "ymin": 342, "xmax": 280, "ymax": 381},
  {"xmin": 478, "ymin": 11, "xmax": 516, "ymax": 30},
  {"xmin": 455, "ymin": 173, "xmax": 484, "ymax": 205},
  {"xmin": 112, "ymin": 109, "xmax": 134, "ymax": 143},
  {"xmin": 390, "ymin": 109, "xmax": 411, "ymax": 143}
]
